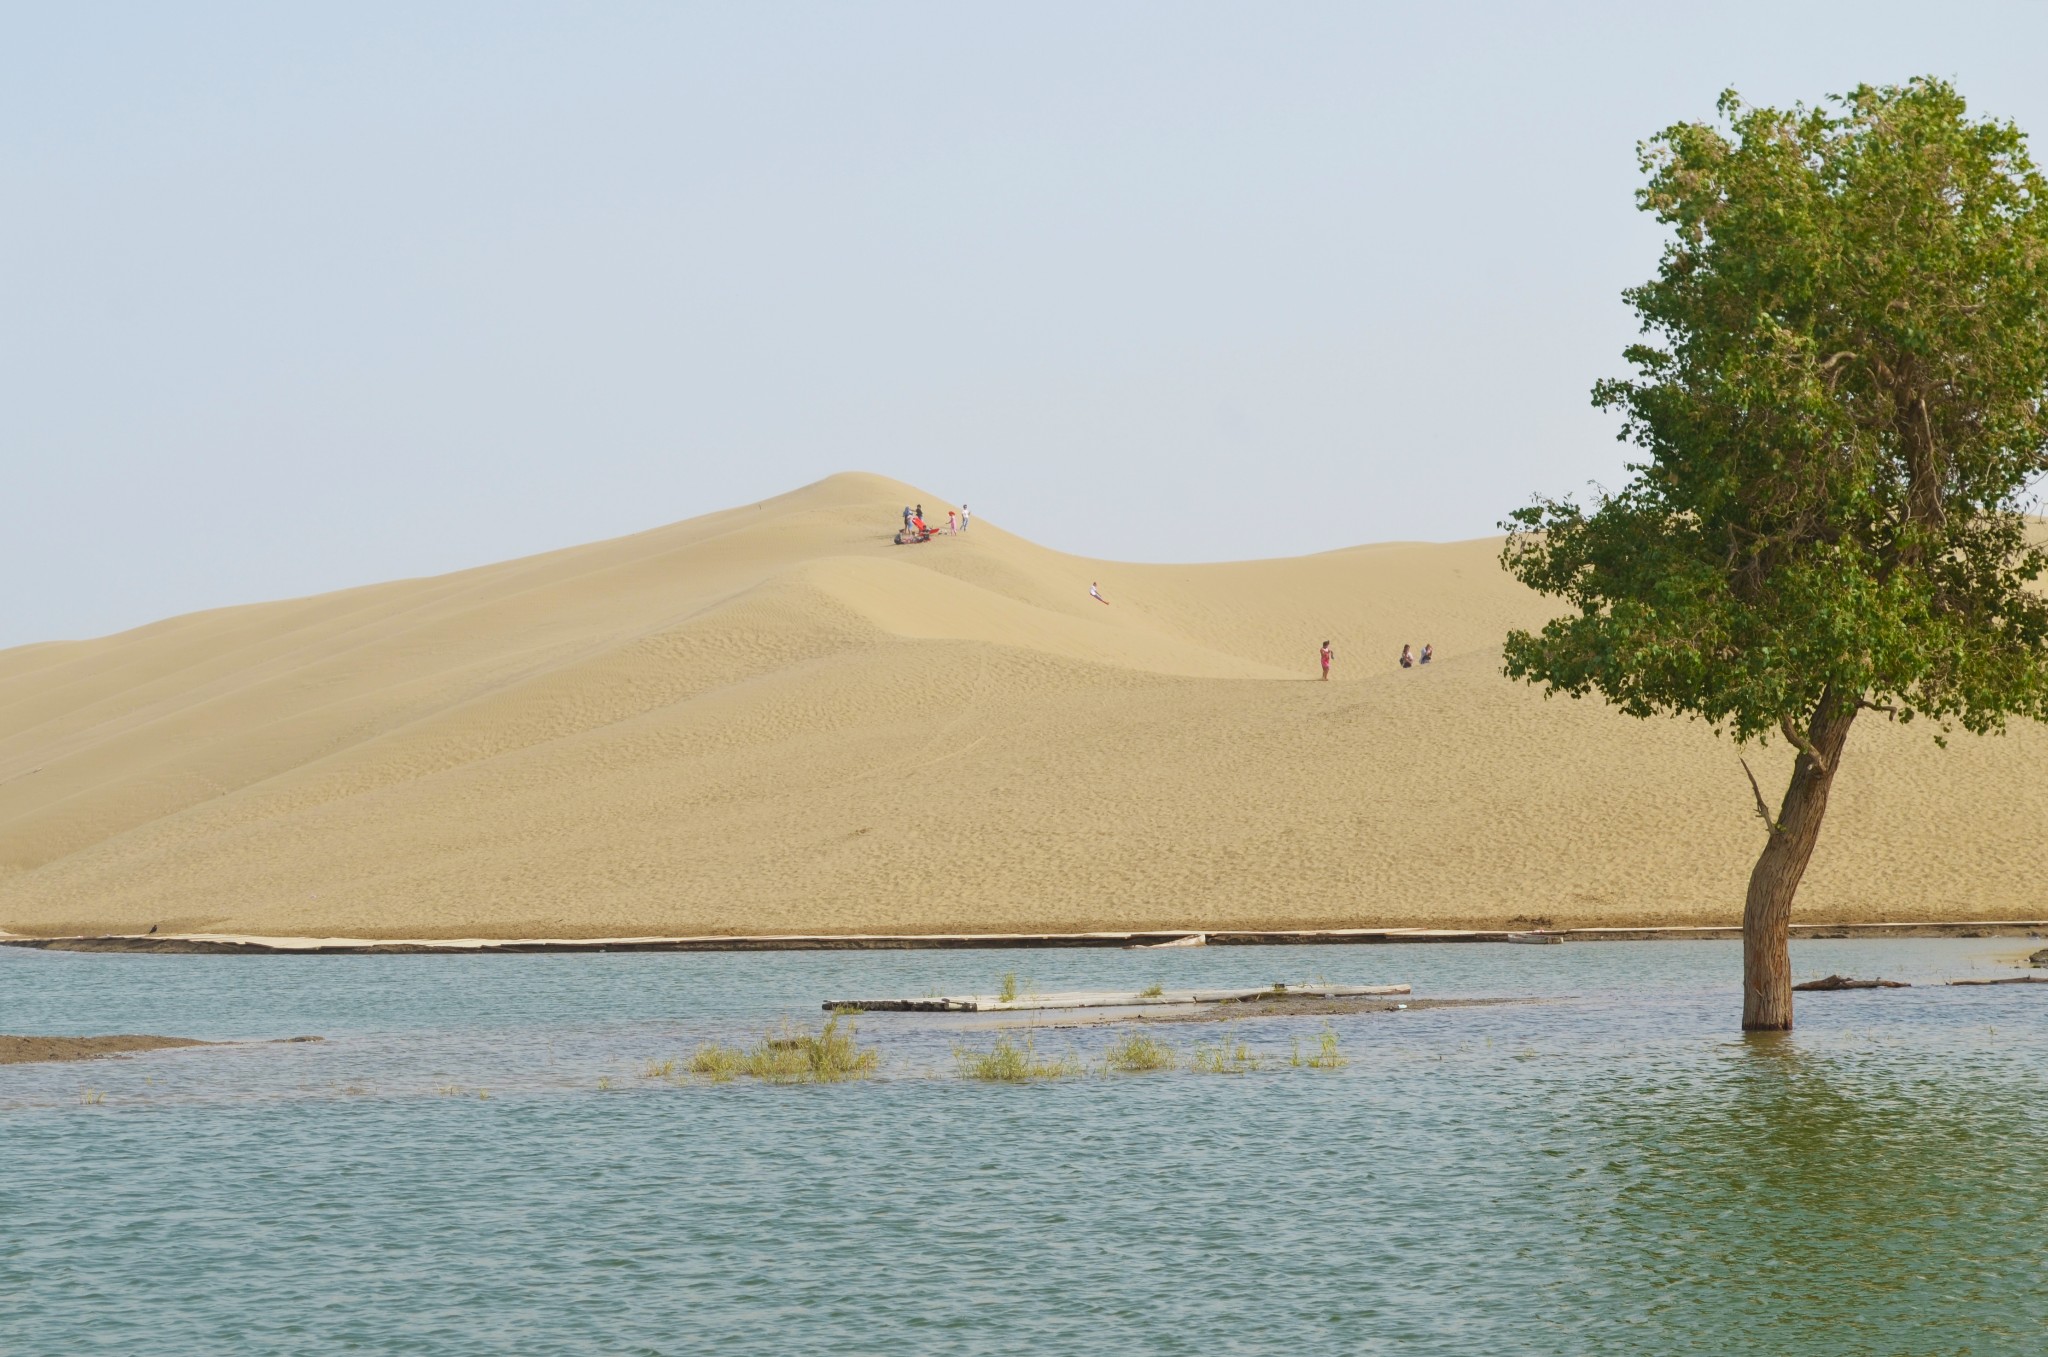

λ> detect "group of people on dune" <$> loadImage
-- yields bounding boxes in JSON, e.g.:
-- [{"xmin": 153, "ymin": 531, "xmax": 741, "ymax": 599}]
[
  {"xmin": 1319, "ymin": 640, "xmax": 1431, "ymax": 679},
  {"xmin": 901, "ymin": 503, "xmax": 970, "ymax": 536}
]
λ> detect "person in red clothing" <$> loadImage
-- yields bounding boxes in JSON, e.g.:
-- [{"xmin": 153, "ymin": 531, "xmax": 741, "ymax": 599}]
[{"xmin": 1320, "ymin": 641, "xmax": 1333, "ymax": 680}]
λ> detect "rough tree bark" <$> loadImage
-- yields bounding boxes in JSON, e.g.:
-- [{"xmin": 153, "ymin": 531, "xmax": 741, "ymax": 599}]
[{"xmin": 1742, "ymin": 697, "xmax": 1859, "ymax": 1030}]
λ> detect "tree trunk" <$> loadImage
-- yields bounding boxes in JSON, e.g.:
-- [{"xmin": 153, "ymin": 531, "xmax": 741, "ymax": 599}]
[{"xmin": 1742, "ymin": 700, "xmax": 1858, "ymax": 1031}]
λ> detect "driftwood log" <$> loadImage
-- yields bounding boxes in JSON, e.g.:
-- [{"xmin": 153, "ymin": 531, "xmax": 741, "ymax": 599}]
[
  {"xmin": 825, "ymin": 983, "xmax": 1409, "ymax": 1013},
  {"xmin": 1792, "ymin": 975, "xmax": 1910, "ymax": 991},
  {"xmin": 1946, "ymin": 974, "xmax": 2048, "ymax": 986}
]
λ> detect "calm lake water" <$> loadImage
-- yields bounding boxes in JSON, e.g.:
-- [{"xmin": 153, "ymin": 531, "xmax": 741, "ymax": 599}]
[{"xmin": 3, "ymin": 938, "xmax": 2044, "ymax": 1356}]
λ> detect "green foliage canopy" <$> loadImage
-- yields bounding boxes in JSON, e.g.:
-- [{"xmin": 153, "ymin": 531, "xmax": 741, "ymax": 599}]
[{"xmin": 1504, "ymin": 79, "xmax": 2048, "ymax": 745}]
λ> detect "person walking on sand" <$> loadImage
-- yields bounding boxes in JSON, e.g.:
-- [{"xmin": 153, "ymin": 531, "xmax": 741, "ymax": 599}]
[
  {"xmin": 1090, "ymin": 581, "xmax": 1109, "ymax": 605},
  {"xmin": 1320, "ymin": 640, "xmax": 1333, "ymax": 680},
  {"xmin": 948, "ymin": 509, "xmax": 958, "ymax": 534},
  {"xmin": 961, "ymin": 504, "xmax": 971, "ymax": 532}
]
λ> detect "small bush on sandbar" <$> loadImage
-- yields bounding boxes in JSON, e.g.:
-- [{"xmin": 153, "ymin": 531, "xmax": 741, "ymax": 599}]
[
  {"xmin": 956, "ymin": 1034, "xmax": 1083, "ymax": 1081},
  {"xmin": 1103, "ymin": 1032, "xmax": 1175, "ymax": 1073}
]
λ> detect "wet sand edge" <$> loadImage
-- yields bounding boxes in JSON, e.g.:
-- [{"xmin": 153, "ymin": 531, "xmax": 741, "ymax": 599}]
[{"xmin": 0, "ymin": 1034, "xmax": 324, "ymax": 1065}]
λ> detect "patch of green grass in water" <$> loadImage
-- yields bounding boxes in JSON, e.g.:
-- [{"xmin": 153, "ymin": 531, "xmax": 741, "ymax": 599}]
[
  {"xmin": 1103, "ymin": 1032, "xmax": 1175, "ymax": 1073},
  {"xmin": 1303, "ymin": 1027, "xmax": 1347, "ymax": 1070},
  {"xmin": 955, "ymin": 1033, "xmax": 1083, "ymax": 1081},
  {"xmin": 687, "ymin": 1013, "xmax": 881, "ymax": 1084},
  {"xmin": 1188, "ymin": 1039, "xmax": 1261, "ymax": 1074}
]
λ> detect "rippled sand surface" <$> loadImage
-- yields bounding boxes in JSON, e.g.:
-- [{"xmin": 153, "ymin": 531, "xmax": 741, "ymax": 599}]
[{"xmin": 3, "ymin": 939, "xmax": 2044, "ymax": 1354}]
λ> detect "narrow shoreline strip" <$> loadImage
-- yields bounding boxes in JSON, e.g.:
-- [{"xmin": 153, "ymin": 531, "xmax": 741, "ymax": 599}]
[{"xmin": 1, "ymin": 920, "xmax": 2043, "ymax": 956}]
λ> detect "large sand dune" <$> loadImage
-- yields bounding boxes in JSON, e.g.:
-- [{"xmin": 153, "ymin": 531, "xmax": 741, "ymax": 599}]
[{"xmin": 2, "ymin": 471, "xmax": 2043, "ymax": 939}]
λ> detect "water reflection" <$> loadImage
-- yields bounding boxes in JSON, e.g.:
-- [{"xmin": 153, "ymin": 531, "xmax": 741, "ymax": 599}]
[{"xmin": 1565, "ymin": 1029, "xmax": 2046, "ymax": 1354}]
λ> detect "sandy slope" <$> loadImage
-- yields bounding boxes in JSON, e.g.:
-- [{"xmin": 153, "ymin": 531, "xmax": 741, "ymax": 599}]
[{"xmin": 2, "ymin": 471, "xmax": 2044, "ymax": 939}]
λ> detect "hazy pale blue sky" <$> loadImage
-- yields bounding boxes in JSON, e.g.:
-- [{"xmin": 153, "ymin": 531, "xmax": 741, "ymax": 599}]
[{"xmin": 6, "ymin": 2, "xmax": 2048, "ymax": 646}]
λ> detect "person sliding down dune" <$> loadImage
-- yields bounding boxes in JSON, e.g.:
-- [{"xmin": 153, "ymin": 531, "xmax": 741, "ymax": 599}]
[{"xmin": 1090, "ymin": 582, "xmax": 1109, "ymax": 605}]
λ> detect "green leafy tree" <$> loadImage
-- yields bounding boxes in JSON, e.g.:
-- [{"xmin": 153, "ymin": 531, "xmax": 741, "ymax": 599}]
[{"xmin": 1502, "ymin": 79, "xmax": 2048, "ymax": 1029}]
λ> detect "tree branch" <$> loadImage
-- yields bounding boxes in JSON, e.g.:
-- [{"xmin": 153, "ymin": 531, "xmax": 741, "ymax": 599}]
[
  {"xmin": 1858, "ymin": 697, "xmax": 1902, "ymax": 718},
  {"xmin": 1917, "ymin": 395, "xmax": 1946, "ymax": 526},
  {"xmin": 1820, "ymin": 350, "xmax": 1859, "ymax": 390},
  {"xmin": 1780, "ymin": 713, "xmax": 1833, "ymax": 772},
  {"xmin": 1741, "ymin": 757, "xmax": 1782, "ymax": 835}
]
